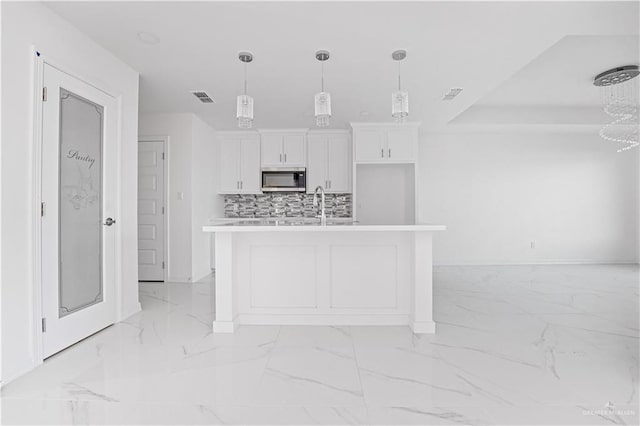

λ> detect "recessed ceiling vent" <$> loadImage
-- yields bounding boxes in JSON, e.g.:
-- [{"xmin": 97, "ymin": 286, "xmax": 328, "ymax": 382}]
[
  {"xmin": 191, "ymin": 91, "xmax": 215, "ymax": 103},
  {"xmin": 442, "ymin": 88, "xmax": 463, "ymax": 101}
]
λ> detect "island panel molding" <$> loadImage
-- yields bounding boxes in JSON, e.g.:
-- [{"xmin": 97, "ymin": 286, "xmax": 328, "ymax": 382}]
[{"xmin": 204, "ymin": 223, "xmax": 445, "ymax": 332}]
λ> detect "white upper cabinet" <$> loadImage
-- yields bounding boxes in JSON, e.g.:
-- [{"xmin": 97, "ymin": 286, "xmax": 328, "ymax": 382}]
[
  {"xmin": 218, "ymin": 133, "xmax": 261, "ymax": 194},
  {"xmin": 307, "ymin": 131, "xmax": 351, "ymax": 194},
  {"xmin": 259, "ymin": 130, "xmax": 307, "ymax": 167},
  {"xmin": 351, "ymin": 123, "xmax": 419, "ymax": 163}
]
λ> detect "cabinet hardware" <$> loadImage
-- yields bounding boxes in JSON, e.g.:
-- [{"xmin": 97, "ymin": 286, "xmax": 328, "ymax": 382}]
[
  {"xmin": 381, "ymin": 148, "xmax": 384, "ymax": 158},
  {"xmin": 41, "ymin": 318, "xmax": 46, "ymax": 333},
  {"xmin": 240, "ymin": 181, "xmax": 243, "ymax": 189},
  {"xmin": 280, "ymin": 153, "xmax": 282, "ymax": 162},
  {"xmin": 388, "ymin": 148, "xmax": 391, "ymax": 158},
  {"xmin": 328, "ymin": 180, "xmax": 331, "ymax": 189},
  {"xmin": 284, "ymin": 153, "xmax": 287, "ymax": 163}
]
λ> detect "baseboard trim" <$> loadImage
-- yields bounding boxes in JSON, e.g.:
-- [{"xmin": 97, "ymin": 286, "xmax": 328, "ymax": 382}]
[
  {"xmin": 213, "ymin": 320, "xmax": 236, "ymax": 333},
  {"xmin": 0, "ymin": 360, "xmax": 41, "ymax": 389},
  {"xmin": 119, "ymin": 302, "xmax": 142, "ymax": 322},
  {"xmin": 237, "ymin": 313, "xmax": 410, "ymax": 327},
  {"xmin": 410, "ymin": 320, "xmax": 436, "ymax": 334},
  {"xmin": 434, "ymin": 260, "xmax": 639, "ymax": 266}
]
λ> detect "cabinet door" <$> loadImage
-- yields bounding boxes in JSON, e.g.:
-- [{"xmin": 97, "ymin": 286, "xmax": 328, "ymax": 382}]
[
  {"xmin": 306, "ymin": 135, "xmax": 327, "ymax": 193},
  {"xmin": 218, "ymin": 138, "xmax": 241, "ymax": 193},
  {"xmin": 354, "ymin": 129, "xmax": 385, "ymax": 162},
  {"xmin": 327, "ymin": 135, "xmax": 351, "ymax": 193},
  {"xmin": 386, "ymin": 128, "xmax": 416, "ymax": 162},
  {"xmin": 282, "ymin": 134, "xmax": 306, "ymax": 166},
  {"xmin": 240, "ymin": 138, "xmax": 262, "ymax": 194},
  {"xmin": 261, "ymin": 134, "xmax": 283, "ymax": 167}
]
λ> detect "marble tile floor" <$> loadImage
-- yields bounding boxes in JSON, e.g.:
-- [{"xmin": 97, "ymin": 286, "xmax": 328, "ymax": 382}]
[{"xmin": 1, "ymin": 264, "xmax": 638, "ymax": 425}]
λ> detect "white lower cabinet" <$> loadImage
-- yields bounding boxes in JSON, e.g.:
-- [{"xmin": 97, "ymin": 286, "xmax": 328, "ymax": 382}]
[
  {"xmin": 218, "ymin": 133, "xmax": 261, "ymax": 194},
  {"xmin": 307, "ymin": 131, "xmax": 351, "ymax": 193}
]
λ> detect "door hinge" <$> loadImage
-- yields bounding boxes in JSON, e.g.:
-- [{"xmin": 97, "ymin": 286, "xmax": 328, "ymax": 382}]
[
  {"xmin": 162, "ymin": 261, "xmax": 165, "ymax": 269},
  {"xmin": 41, "ymin": 318, "xmax": 47, "ymax": 333},
  {"xmin": 162, "ymin": 152, "xmax": 165, "ymax": 160},
  {"xmin": 42, "ymin": 87, "xmax": 47, "ymax": 102},
  {"xmin": 41, "ymin": 202, "xmax": 45, "ymax": 217}
]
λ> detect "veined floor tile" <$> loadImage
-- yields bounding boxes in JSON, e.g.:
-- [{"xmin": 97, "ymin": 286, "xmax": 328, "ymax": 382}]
[
  {"xmin": 366, "ymin": 405, "xmax": 495, "ymax": 425},
  {"xmin": 254, "ymin": 345, "xmax": 364, "ymax": 406},
  {"xmin": 245, "ymin": 406, "xmax": 368, "ymax": 425},
  {"xmin": 2, "ymin": 266, "xmax": 637, "ymax": 425}
]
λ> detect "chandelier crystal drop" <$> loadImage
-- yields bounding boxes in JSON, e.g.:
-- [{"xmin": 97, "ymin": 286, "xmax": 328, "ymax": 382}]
[
  {"xmin": 237, "ymin": 52, "xmax": 254, "ymax": 129},
  {"xmin": 391, "ymin": 50, "xmax": 409, "ymax": 122},
  {"xmin": 314, "ymin": 50, "xmax": 332, "ymax": 127},
  {"xmin": 594, "ymin": 65, "xmax": 639, "ymax": 152}
]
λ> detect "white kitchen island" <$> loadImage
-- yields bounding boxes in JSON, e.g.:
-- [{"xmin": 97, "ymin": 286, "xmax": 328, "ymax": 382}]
[{"xmin": 203, "ymin": 219, "xmax": 446, "ymax": 334}]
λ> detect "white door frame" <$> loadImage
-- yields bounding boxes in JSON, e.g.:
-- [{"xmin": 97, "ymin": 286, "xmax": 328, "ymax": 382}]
[
  {"xmin": 138, "ymin": 135, "xmax": 169, "ymax": 283},
  {"xmin": 31, "ymin": 48, "xmax": 124, "ymax": 364}
]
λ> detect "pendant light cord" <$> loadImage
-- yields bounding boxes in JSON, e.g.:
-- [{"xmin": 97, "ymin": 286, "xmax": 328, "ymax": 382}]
[
  {"xmin": 321, "ymin": 60, "xmax": 325, "ymax": 92},
  {"xmin": 398, "ymin": 61, "xmax": 402, "ymax": 91},
  {"xmin": 244, "ymin": 62, "xmax": 248, "ymax": 95}
]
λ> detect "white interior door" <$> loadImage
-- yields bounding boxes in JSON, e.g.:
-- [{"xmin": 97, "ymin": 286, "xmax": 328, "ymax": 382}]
[
  {"xmin": 41, "ymin": 63, "xmax": 117, "ymax": 358},
  {"xmin": 138, "ymin": 140, "xmax": 165, "ymax": 281}
]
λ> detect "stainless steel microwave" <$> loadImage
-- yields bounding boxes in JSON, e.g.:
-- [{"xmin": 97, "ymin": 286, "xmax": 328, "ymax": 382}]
[{"xmin": 261, "ymin": 167, "xmax": 306, "ymax": 192}]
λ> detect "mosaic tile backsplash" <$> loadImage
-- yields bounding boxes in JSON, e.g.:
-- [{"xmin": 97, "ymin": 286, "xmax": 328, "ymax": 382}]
[{"xmin": 224, "ymin": 193, "xmax": 352, "ymax": 218}]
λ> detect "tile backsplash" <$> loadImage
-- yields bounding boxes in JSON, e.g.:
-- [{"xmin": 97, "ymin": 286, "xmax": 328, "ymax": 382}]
[{"xmin": 224, "ymin": 193, "xmax": 352, "ymax": 218}]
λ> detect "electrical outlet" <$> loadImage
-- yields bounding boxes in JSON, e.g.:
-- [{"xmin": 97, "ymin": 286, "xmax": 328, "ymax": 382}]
[{"xmin": 530, "ymin": 241, "xmax": 536, "ymax": 249}]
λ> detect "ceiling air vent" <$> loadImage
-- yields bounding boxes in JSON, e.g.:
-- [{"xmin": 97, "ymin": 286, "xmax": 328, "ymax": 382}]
[
  {"xmin": 442, "ymin": 88, "xmax": 463, "ymax": 101},
  {"xmin": 191, "ymin": 91, "xmax": 215, "ymax": 104}
]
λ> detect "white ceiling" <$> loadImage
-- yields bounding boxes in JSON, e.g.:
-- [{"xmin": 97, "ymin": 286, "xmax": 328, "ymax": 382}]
[{"xmin": 46, "ymin": 1, "xmax": 640, "ymax": 130}]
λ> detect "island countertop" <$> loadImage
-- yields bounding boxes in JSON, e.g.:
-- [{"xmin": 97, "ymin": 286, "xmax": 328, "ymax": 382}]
[{"xmin": 203, "ymin": 218, "xmax": 446, "ymax": 233}]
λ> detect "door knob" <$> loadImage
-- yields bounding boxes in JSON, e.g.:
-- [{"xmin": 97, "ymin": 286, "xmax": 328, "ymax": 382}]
[{"xmin": 104, "ymin": 217, "xmax": 116, "ymax": 226}]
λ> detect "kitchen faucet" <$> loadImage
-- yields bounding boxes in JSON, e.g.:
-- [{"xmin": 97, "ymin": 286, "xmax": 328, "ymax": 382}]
[{"xmin": 313, "ymin": 185, "xmax": 327, "ymax": 225}]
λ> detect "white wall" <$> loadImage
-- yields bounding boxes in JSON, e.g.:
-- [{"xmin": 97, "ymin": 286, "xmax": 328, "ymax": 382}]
[
  {"xmin": 1, "ymin": 2, "xmax": 139, "ymax": 384},
  {"xmin": 419, "ymin": 130, "xmax": 639, "ymax": 265},
  {"xmin": 138, "ymin": 113, "xmax": 219, "ymax": 282},
  {"xmin": 191, "ymin": 115, "xmax": 218, "ymax": 281}
]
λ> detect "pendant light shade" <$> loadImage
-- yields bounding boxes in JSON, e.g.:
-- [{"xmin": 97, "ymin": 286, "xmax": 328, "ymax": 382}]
[
  {"xmin": 237, "ymin": 52, "xmax": 254, "ymax": 129},
  {"xmin": 391, "ymin": 50, "xmax": 409, "ymax": 122},
  {"xmin": 315, "ymin": 50, "xmax": 331, "ymax": 127}
]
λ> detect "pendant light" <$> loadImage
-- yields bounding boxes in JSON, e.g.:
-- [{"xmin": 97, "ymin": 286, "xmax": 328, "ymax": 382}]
[
  {"xmin": 237, "ymin": 52, "xmax": 254, "ymax": 129},
  {"xmin": 593, "ymin": 65, "xmax": 639, "ymax": 152},
  {"xmin": 314, "ymin": 50, "xmax": 332, "ymax": 127},
  {"xmin": 391, "ymin": 49, "xmax": 408, "ymax": 122}
]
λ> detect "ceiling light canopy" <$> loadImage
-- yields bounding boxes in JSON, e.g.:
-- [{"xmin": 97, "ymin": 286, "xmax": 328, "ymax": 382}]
[
  {"xmin": 237, "ymin": 51, "xmax": 254, "ymax": 129},
  {"xmin": 594, "ymin": 65, "xmax": 639, "ymax": 152},
  {"xmin": 314, "ymin": 50, "xmax": 332, "ymax": 128},
  {"xmin": 391, "ymin": 49, "xmax": 409, "ymax": 122}
]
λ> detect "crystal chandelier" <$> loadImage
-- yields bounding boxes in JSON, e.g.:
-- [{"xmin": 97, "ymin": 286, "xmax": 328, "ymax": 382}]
[
  {"xmin": 391, "ymin": 49, "xmax": 408, "ymax": 122},
  {"xmin": 594, "ymin": 65, "xmax": 639, "ymax": 152},
  {"xmin": 314, "ymin": 50, "xmax": 331, "ymax": 127},
  {"xmin": 237, "ymin": 52, "xmax": 254, "ymax": 129}
]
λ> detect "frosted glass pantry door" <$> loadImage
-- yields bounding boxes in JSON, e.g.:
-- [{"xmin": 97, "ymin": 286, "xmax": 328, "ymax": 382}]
[{"xmin": 41, "ymin": 63, "xmax": 117, "ymax": 358}]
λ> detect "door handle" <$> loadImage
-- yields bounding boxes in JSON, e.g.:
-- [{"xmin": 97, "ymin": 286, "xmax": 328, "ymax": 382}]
[{"xmin": 104, "ymin": 217, "xmax": 116, "ymax": 226}]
